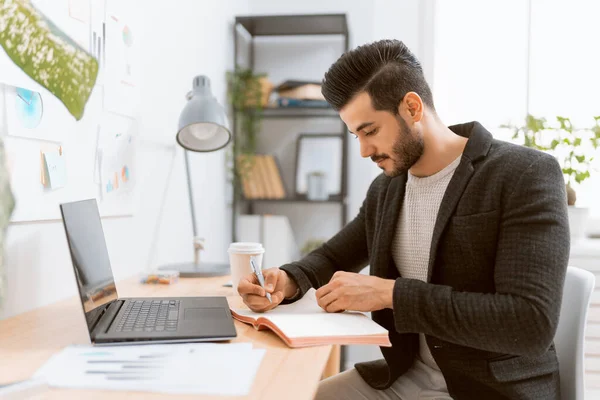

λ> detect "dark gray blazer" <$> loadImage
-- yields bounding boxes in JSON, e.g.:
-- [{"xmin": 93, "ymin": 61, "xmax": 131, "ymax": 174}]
[{"xmin": 281, "ymin": 121, "xmax": 570, "ymax": 399}]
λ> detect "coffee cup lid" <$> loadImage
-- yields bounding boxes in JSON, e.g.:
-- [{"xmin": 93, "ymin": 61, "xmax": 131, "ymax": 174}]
[{"xmin": 228, "ymin": 242, "xmax": 264, "ymax": 254}]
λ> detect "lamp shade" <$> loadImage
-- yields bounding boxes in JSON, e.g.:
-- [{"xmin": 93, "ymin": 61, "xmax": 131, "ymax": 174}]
[{"xmin": 176, "ymin": 75, "xmax": 231, "ymax": 152}]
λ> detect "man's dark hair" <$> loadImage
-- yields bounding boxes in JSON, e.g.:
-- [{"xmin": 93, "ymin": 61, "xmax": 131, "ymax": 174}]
[{"xmin": 321, "ymin": 39, "xmax": 435, "ymax": 113}]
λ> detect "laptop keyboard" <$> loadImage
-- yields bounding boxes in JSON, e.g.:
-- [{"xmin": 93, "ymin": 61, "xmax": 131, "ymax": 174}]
[{"xmin": 115, "ymin": 299, "xmax": 180, "ymax": 332}]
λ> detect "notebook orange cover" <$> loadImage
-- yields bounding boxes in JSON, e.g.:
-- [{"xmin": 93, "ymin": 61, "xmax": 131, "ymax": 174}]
[{"xmin": 231, "ymin": 289, "xmax": 391, "ymax": 348}]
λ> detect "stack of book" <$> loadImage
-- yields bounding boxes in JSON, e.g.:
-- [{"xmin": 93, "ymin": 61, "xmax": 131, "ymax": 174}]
[
  {"xmin": 274, "ymin": 80, "xmax": 330, "ymax": 108},
  {"xmin": 238, "ymin": 154, "xmax": 286, "ymax": 199}
]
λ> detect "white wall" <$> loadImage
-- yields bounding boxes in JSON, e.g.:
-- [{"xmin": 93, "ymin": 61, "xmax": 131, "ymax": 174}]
[{"xmin": 1, "ymin": 0, "xmax": 249, "ymax": 319}]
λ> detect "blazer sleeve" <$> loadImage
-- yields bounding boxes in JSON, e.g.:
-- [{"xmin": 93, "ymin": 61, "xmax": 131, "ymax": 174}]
[
  {"xmin": 279, "ymin": 177, "xmax": 382, "ymax": 300},
  {"xmin": 391, "ymin": 154, "xmax": 570, "ymax": 357}
]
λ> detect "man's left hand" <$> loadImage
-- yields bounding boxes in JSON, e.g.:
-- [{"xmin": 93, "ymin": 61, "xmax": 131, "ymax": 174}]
[{"xmin": 315, "ymin": 271, "xmax": 396, "ymax": 313}]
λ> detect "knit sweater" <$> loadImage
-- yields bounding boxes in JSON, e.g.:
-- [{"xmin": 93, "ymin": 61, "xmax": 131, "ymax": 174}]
[{"xmin": 391, "ymin": 155, "xmax": 462, "ymax": 375}]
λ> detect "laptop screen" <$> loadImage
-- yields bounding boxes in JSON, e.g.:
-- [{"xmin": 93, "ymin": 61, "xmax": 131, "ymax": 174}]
[{"xmin": 60, "ymin": 199, "xmax": 118, "ymax": 334}]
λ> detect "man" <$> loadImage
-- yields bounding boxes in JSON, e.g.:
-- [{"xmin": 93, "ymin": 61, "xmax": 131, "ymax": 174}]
[{"xmin": 237, "ymin": 39, "xmax": 569, "ymax": 400}]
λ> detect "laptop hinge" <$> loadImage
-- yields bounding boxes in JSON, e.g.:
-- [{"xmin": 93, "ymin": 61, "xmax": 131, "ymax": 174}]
[{"xmin": 90, "ymin": 300, "xmax": 124, "ymax": 339}]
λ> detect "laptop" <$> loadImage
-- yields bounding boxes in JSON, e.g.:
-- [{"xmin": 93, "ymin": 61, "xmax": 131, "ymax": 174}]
[{"xmin": 59, "ymin": 199, "xmax": 237, "ymax": 345}]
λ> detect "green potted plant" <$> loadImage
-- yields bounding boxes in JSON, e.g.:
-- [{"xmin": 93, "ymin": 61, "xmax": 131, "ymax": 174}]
[
  {"xmin": 225, "ymin": 67, "xmax": 272, "ymax": 193},
  {"xmin": 503, "ymin": 114, "xmax": 600, "ymax": 238}
]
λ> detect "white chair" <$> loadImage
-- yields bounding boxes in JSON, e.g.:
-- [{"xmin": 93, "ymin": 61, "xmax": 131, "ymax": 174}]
[{"xmin": 555, "ymin": 266, "xmax": 595, "ymax": 400}]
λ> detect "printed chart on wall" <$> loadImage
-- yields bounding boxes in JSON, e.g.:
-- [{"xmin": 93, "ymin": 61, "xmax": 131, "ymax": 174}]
[
  {"xmin": 89, "ymin": 0, "xmax": 106, "ymax": 86},
  {"xmin": 103, "ymin": 0, "xmax": 140, "ymax": 117},
  {"xmin": 3, "ymin": 84, "xmax": 76, "ymax": 143},
  {"xmin": 96, "ymin": 113, "xmax": 136, "ymax": 217},
  {"xmin": 1, "ymin": 135, "xmax": 98, "ymax": 223},
  {"xmin": 0, "ymin": 87, "xmax": 100, "ymax": 222}
]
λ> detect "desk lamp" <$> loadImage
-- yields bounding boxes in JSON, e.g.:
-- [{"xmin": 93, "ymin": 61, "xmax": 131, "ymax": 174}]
[{"xmin": 159, "ymin": 75, "xmax": 231, "ymax": 277}]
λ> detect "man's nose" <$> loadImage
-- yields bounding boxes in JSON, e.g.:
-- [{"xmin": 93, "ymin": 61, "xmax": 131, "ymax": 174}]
[{"xmin": 359, "ymin": 138, "xmax": 375, "ymax": 159}]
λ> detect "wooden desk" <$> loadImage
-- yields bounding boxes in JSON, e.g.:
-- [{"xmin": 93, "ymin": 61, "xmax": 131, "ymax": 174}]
[{"xmin": 0, "ymin": 276, "xmax": 340, "ymax": 399}]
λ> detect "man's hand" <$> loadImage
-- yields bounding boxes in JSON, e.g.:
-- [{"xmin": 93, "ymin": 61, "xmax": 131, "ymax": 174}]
[
  {"xmin": 315, "ymin": 271, "xmax": 395, "ymax": 313},
  {"xmin": 237, "ymin": 267, "xmax": 299, "ymax": 313}
]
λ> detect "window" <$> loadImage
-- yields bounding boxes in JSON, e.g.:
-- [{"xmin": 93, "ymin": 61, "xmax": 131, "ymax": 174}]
[
  {"xmin": 528, "ymin": 1, "xmax": 600, "ymax": 213},
  {"xmin": 432, "ymin": 0, "xmax": 529, "ymax": 131},
  {"xmin": 432, "ymin": 0, "xmax": 600, "ymax": 217}
]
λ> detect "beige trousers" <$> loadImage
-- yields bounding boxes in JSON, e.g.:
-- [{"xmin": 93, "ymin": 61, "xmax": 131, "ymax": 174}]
[{"xmin": 314, "ymin": 359, "xmax": 453, "ymax": 400}]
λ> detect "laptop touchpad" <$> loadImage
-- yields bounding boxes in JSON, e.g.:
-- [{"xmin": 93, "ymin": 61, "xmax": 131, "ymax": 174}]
[{"xmin": 184, "ymin": 308, "xmax": 226, "ymax": 321}]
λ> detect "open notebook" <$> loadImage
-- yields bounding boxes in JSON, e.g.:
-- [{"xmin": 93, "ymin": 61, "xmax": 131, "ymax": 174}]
[{"xmin": 231, "ymin": 289, "xmax": 391, "ymax": 348}]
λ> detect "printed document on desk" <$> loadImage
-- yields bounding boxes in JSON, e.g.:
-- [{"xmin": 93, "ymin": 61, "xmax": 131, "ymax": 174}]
[{"xmin": 34, "ymin": 343, "xmax": 265, "ymax": 396}]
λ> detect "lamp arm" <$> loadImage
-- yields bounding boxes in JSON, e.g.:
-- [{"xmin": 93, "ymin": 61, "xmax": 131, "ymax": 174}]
[{"xmin": 183, "ymin": 150, "xmax": 198, "ymax": 238}]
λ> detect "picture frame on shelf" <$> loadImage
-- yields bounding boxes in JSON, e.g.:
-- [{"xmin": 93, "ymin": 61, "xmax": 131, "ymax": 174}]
[{"xmin": 294, "ymin": 134, "xmax": 343, "ymax": 199}]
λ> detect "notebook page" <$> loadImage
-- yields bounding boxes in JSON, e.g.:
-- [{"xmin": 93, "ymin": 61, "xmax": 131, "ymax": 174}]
[
  {"xmin": 233, "ymin": 289, "xmax": 388, "ymax": 339},
  {"xmin": 233, "ymin": 287, "xmax": 322, "ymax": 320}
]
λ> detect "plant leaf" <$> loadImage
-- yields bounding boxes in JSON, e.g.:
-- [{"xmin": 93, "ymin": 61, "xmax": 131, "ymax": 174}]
[
  {"xmin": 556, "ymin": 116, "xmax": 573, "ymax": 132},
  {"xmin": 575, "ymin": 171, "xmax": 590, "ymax": 184},
  {"xmin": 0, "ymin": 0, "xmax": 99, "ymax": 120}
]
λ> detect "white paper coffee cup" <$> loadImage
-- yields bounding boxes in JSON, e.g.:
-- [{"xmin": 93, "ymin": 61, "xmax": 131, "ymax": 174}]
[{"xmin": 228, "ymin": 242, "xmax": 265, "ymax": 293}]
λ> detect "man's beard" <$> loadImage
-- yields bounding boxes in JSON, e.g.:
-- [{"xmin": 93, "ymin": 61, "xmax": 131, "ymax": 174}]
[{"xmin": 372, "ymin": 117, "xmax": 424, "ymax": 177}]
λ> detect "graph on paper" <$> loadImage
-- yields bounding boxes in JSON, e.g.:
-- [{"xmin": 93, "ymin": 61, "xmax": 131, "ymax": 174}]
[
  {"xmin": 103, "ymin": 0, "xmax": 139, "ymax": 117},
  {"xmin": 14, "ymin": 87, "xmax": 44, "ymax": 129}
]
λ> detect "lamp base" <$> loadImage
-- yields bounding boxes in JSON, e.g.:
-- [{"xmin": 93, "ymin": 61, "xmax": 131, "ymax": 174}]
[{"xmin": 159, "ymin": 261, "xmax": 230, "ymax": 278}]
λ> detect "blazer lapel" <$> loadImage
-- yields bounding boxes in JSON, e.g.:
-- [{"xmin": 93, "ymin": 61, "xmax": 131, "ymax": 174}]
[
  {"xmin": 426, "ymin": 160, "xmax": 474, "ymax": 281},
  {"xmin": 426, "ymin": 122, "xmax": 494, "ymax": 281},
  {"xmin": 373, "ymin": 173, "xmax": 406, "ymax": 278}
]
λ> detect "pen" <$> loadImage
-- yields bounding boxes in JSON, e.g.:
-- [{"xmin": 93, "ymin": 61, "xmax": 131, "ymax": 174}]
[{"xmin": 250, "ymin": 257, "xmax": 272, "ymax": 303}]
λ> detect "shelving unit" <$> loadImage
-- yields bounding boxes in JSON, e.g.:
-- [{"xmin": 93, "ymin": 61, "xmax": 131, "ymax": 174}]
[
  {"xmin": 231, "ymin": 14, "xmax": 350, "ymax": 243},
  {"xmin": 252, "ymin": 106, "xmax": 340, "ymax": 118}
]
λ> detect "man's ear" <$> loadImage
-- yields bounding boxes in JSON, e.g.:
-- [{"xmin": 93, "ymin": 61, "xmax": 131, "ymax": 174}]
[{"xmin": 400, "ymin": 92, "xmax": 423, "ymax": 122}]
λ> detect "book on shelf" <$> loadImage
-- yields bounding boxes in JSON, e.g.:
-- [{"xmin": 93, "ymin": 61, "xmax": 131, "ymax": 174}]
[
  {"xmin": 275, "ymin": 80, "xmax": 321, "ymax": 91},
  {"xmin": 274, "ymin": 80, "xmax": 325, "ymax": 101},
  {"xmin": 264, "ymin": 155, "xmax": 286, "ymax": 199},
  {"xmin": 276, "ymin": 97, "xmax": 330, "ymax": 108},
  {"xmin": 231, "ymin": 289, "xmax": 391, "ymax": 348},
  {"xmin": 238, "ymin": 154, "xmax": 286, "ymax": 200},
  {"xmin": 256, "ymin": 156, "xmax": 274, "ymax": 198}
]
